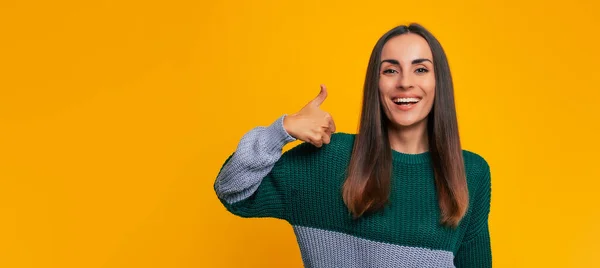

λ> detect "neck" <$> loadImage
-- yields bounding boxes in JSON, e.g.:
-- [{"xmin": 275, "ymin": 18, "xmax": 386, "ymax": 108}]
[{"xmin": 387, "ymin": 120, "xmax": 429, "ymax": 154}]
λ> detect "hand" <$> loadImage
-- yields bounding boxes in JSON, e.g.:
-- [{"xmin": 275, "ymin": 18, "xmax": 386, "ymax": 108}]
[{"xmin": 283, "ymin": 84, "xmax": 336, "ymax": 148}]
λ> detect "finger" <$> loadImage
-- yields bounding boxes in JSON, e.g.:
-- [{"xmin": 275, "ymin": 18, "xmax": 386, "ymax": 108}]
[
  {"xmin": 311, "ymin": 134, "xmax": 323, "ymax": 148},
  {"xmin": 306, "ymin": 136, "xmax": 318, "ymax": 148},
  {"xmin": 310, "ymin": 84, "xmax": 328, "ymax": 107},
  {"xmin": 329, "ymin": 118, "xmax": 337, "ymax": 133},
  {"xmin": 323, "ymin": 126, "xmax": 333, "ymax": 137},
  {"xmin": 322, "ymin": 133, "xmax": 331, "ymax": 145}
]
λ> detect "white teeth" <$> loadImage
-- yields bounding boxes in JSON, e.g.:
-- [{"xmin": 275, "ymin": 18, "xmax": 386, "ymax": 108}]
[{"xmin": 393, "ymin": 97, "xmax": 420, "ymax": 103}]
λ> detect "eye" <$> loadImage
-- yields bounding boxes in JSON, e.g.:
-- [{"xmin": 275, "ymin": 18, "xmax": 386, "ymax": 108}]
[
  {"xmin": 383, "ymin": 69, "xmax": 398, "ymax": 74},
  {"xmin": 415, "ymin": 68, "xmax": 429, "ymax": 74}
]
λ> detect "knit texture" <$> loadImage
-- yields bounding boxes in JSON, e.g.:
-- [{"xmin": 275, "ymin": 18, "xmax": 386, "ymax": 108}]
[{"xmin": 214, "ymin": 115, "xmax": 492, "ymax": 268}]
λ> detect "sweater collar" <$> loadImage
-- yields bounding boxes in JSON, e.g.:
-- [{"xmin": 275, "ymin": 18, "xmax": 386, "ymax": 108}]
[{"xmin": 391, "ymin": 149, "xmax": 431, "ymax": 165}]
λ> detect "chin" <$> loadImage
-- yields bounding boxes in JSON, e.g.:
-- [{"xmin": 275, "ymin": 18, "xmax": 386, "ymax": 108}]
[
  {"xmin": 391, "ymin": 121, "xmax": 417, "ymax": 128},
  {"xmin": 389, "ymin": 115, "xmax": 426, "ymax": 128}
]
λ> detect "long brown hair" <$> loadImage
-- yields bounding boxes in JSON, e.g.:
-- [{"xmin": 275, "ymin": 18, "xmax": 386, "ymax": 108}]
[{"xmin": 342, "ymin": 23, "xmax": 468, "ymax": 228}]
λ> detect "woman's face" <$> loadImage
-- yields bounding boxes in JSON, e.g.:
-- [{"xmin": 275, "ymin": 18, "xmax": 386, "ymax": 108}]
[{"xmin": 379, "ymin": 33, "xmax": 435, "ymax": 129}]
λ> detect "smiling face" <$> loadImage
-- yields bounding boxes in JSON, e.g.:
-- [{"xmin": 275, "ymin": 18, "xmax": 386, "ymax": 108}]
[{"xmin": 379, "ymin": 33, "xmax": 435, "ymax": 129}]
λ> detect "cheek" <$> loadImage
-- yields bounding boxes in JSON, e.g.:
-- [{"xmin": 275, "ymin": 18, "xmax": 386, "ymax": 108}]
[
  {"xmin": 424, "ymin": 81, "xmax": 435, "ymax": 113},
  {"xmin": 421, "ymin": 77, "xmax": 436, "ymax": 97},
  {"xmin": 379, "ymin": 76, "xmax": 395, "ymax": 91}
]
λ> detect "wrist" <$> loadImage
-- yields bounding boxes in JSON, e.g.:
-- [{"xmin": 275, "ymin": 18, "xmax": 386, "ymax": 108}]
[{"xmin": 283, "ymin": 114, "xmax": 296, "ymax": 138}]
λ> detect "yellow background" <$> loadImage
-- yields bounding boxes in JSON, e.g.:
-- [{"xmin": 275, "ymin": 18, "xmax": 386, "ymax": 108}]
[{"xmin": 1, "ymin": 0, "xmax": 599, "ymax": 267}]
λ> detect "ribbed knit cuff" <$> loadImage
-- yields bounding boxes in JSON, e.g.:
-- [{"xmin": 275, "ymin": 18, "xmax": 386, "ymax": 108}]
[{"xmin": 263, "ymin": 114, "xmax": 297, "ymax": 152}]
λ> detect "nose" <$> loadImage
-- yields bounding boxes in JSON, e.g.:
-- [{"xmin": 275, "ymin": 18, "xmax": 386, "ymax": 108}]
[{"xmin": 396, "ymin": 73, "xmax": 413, "ymax": 90}]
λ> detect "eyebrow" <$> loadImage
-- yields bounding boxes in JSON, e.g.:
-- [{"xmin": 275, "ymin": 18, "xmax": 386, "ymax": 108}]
[{"xmin": 380, "ymin": 58, "xmax": 433, "ymax": 66}]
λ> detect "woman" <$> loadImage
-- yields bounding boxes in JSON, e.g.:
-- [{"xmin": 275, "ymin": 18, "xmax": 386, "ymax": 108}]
[{"xmin": 214, "ymin": 23, "xmax": 492, "ymax": 268}]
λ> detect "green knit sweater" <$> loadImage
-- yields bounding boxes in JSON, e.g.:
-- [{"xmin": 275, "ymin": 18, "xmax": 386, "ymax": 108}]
[{"xmin": 214, "ymin": 115, "xmax": 492, "ymax": 267}]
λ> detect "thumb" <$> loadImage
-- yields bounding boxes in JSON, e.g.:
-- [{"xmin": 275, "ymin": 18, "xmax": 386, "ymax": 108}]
[{"xmin": 310, "ymin": 84, "xmax": 328, "ymax": 107}]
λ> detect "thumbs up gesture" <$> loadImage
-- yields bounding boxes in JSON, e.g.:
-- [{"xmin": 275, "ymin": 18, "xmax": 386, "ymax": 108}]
[{"xmin": 283, "ymin": 84, "xmax": 336, "ymax": 148}]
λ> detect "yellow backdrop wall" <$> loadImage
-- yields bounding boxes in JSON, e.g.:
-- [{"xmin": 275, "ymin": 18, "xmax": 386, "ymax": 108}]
[{"xmin": 1, "ymin": 0, "xmax": 599, "ymax": 267}]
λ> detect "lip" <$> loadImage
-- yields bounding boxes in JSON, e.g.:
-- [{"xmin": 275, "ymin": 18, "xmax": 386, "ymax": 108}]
[
  {"xmin": 390, "ymin": 94, "xmax": 422, "ymax": 100},
  {"xmin": 390, "ymin": 95, "xmax": 422, "ymax": 111},
  {"xmin": 392, "ymin": 101, "xmax": 419, "ymax": 111}
]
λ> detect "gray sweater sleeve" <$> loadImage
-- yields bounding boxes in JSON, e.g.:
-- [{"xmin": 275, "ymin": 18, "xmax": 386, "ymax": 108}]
[{"xmin": 214, "ymin": 115, "xmax": 297, "ymax": 205}]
